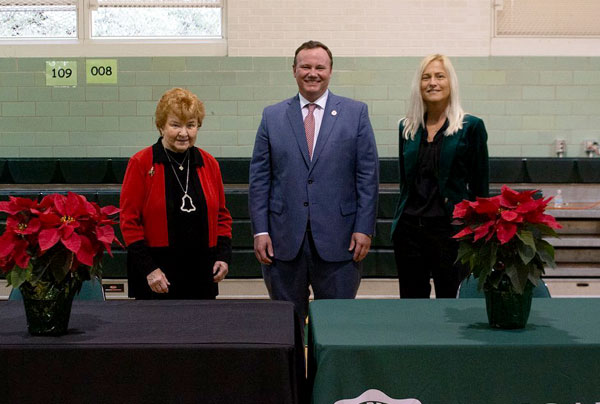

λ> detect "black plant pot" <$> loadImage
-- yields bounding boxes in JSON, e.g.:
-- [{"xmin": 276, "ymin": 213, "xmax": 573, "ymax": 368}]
[
  {"xmin": 20, "ymin": 278, "xmax": 81, "ymax": 336},
  {"xmin": 484, "ymin": 281, "xmax": 534, "ymax": 329}
]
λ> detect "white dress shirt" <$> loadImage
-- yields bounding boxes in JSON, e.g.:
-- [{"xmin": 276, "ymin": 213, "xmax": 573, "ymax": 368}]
[{"xmin": 299, "ymin": 90, "xmax": 329, "ymax": 157}]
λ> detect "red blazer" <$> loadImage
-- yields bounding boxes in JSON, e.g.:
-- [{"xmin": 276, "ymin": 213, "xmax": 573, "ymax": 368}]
[{"xmin": 120, "ymin": 145, "xmax": 232, "ymax": 248}]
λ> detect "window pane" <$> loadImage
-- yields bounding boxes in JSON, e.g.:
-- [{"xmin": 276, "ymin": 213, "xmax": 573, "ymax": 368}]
[
  {"xmin": 496, "ymin": 0, "xmax": 600, "ymax": 37},
  {"xmin": 92, "ymin": 7, "xmax": 221, "ymax": 38},
  {"xmin": 0, "ymin": 5, "xmax": 76, "ymax": 38}
]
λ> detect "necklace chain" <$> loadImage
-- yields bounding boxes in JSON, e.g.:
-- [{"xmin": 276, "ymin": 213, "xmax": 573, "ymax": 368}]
[
  {"xmin": 166, "ymin": 149, "xmax": 189, "ymax": 170},
  {"xmin": 163, "ymin": 147, "xmax": 196, "ymax": 213}
]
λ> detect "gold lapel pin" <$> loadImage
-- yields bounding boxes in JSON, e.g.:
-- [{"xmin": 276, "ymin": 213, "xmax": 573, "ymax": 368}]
[{"xmin": 148, "ymin": 167, "xmax": 155, "ymax": 177}]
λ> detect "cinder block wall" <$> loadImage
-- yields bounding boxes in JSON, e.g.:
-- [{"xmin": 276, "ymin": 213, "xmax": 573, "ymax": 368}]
[{"xmin": 227, "ymin": 0, "xmax": 490, "ymax": 56}]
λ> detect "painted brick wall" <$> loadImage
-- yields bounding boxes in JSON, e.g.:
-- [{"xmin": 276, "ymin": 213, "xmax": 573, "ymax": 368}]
[
  {"xmin": 228, "ymin": 0, "xmax": 490, "ymax": 57},
  {"xmin": 1, "ymin": 56, "xmax": 600, "ymax": 158}
]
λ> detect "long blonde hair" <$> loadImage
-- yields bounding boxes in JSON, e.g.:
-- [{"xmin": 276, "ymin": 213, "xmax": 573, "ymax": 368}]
[{"xmin": 402, "ymin": 54, "xmax": 464, "ymax": 140}]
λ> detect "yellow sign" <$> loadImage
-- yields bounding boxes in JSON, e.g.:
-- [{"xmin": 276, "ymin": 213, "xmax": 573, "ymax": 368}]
[
  {"xmin": 46, "ymin": 61, "xmax": 77, "ymax": 87},
  {"xmin": 86, "ymin": 59, "xmax": 118, "ymax": 84}
]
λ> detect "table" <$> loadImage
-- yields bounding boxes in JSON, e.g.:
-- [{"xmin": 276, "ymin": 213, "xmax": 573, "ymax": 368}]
[
  {"xmin": 0, "ymin": 300, "xmax": 304, "ymax": 404},
  {"xmin": 308, "ymin": 299, "xmax": 600, "ymax": 404}
]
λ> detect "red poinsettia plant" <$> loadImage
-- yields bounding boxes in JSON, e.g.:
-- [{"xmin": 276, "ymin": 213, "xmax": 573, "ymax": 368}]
[
  {"xmin": 453, "ymin": 185, "xmax": 561, "ymax": 294},
  {"xmin": 0, "ymin": 192, "xmax": 122, "ymax": 289}
]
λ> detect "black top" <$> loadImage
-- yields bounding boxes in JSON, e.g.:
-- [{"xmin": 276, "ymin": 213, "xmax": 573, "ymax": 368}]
[
  {"xmin": 402, "ymin": 119, "xmax": 448, "ymax": 218},
  {"xmin": 127, "ymin": 139, "xmax": 231, "ymax": 300},
  {"xmin": 163, "ymin": 145, "xmax": 209, "ymax": 249}
]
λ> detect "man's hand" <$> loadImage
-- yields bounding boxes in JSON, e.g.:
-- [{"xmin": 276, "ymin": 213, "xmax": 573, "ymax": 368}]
[
  {"xmin": 254, "ymin": 234, "xmax": 274, "ymax": 265},
  {"xmin": 213, "ymin": 261, "xmax": 229, "ymax": 282},
  {"xmin": 348, "ymin": 232, "xmax": 372, "ymax": 262},
  {"xmin": 146, "ymin": 268, "xmax": 170, "ymax": 293}
]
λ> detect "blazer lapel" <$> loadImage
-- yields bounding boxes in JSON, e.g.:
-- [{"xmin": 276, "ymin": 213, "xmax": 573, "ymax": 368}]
[
  {"xmin": 285, "ymin": 95, "xmax": 311, "ymax": 168},
  {"xmin": 310, "ymin": 93, "xmax": 340, "ymax": 171},
  {"xmin": 403, "ymin": 127, "xmax": 422, "ymax": 183},
  {"xmin": 438, "ymin": 130, "xmax": 461, "ymax": 193}
]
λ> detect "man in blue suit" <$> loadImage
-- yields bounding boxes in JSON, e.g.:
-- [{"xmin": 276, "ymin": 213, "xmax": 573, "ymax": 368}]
[{"xmin": 249, "ymin": 40, "xmax": 379, "ymax": 323}]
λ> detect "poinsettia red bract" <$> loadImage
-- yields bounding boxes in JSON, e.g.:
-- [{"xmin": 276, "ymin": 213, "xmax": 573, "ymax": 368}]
[
  {"xmin": 452, "ymin": 185, "xmax": 561, "ymax": 294},
  {"xmin": 0, "ymin": 192, "xmax": 121, "ymax": 281}
]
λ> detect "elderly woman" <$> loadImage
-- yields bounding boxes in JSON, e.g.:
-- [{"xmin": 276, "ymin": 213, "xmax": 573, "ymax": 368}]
[
  {"xmin": 120, "ymin": 88, "xmax": 232, "ymax": 299},
  {"xmin": 391, "ymin": 54, "xmax": 489, "ymax": 299}
]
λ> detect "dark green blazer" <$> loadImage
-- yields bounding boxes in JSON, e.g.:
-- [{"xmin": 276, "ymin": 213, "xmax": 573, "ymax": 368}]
[{"xmin": 391, "ymin": 114, "xmax": 489, "ymax": 236}]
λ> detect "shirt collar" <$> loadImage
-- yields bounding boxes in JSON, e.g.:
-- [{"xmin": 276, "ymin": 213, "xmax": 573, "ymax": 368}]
[
  {"xmin": 152, "ymin": 137, "xmax": 204, "ymax": 168},
  {"xmin": 419, "ymin": 118, "xmax": 449, "ymax": 144},
  {"xmin": 299, "ymin": 90, "xmax": 329, "ymax": 110}
]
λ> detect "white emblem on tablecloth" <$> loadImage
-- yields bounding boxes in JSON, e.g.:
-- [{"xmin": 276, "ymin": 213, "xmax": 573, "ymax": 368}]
[{"xmin": 334, "ymin": 389, "xmax": 422, "ymax": 404}]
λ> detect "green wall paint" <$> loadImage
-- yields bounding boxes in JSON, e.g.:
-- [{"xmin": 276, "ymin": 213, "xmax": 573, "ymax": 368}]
[{"xmin": 1, "ymin": 56, "xmax": 599, "ymax": 158}]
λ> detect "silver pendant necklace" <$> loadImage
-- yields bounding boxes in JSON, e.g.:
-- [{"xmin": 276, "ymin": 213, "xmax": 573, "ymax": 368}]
[
  {"xmin": 163, "ymin": 148, "xmax": 196, "ymax": 213},
  {"xmin": 172, "ymin": 151, "xmax": 189, "ymax": 171}
]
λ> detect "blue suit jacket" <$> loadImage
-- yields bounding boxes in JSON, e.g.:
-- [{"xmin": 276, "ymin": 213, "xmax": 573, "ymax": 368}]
[{"xmin": 249, "ymin": 92, "xmax": 379, "ymax": 262}]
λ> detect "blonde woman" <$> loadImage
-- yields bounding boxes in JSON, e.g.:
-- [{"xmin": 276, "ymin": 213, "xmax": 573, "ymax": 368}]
[{"xmin": 391, "ymin": 54, "xmax": 489, "ymax": 298}]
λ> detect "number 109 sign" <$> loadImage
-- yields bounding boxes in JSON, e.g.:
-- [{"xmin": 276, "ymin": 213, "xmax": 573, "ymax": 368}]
[
  {"xmin": 46, "ymin": 61, "xmax": 77, "ymax": 87},
  {"xmin": 86, "ymin": 59, "xmax": 118, "ymax": 84}
]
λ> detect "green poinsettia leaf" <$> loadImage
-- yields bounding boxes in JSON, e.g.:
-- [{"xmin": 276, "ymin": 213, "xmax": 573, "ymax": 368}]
[
  {"xmin": 504, "ymin": 263, "xmax": 517, "ymax": 286},
  {"xmin": 489, "ymin": 242, "xmax": 498, "ymax": 271},
  {"xmin": 6, "ymin": 264, "xmax": 32, "ymax": 289},
  {"xmin": 517, "ymin": 264, "xmax": 531, "ymax": 294},
  {"xmin": 516, "ymin": 230, "xmax": 536, "ymax": 265},
  {"xmin": 30, "ymin": 256, "xmax": 49, "ymax": 283},
  {"xmin": 505, "ymin": 263, "xmax": 529, "ymax": 294},
  {"xmin": 517, "ymin": 230, "xmax": 536, "ymax": 248},
  {"xmin": 51, "ymin": 265, "xmax": 68, "ymax": 282},
  {"xmin": 469, "ymin": 242, "xmax": 486, "ymax": 276},
  {"xmin": 51, "ymin": 262, "xmax": 70, "ymax": 282},
  {"xmin": 477, "ymin": 272, "xmax": 487, "ymax": 291},
  {"xmin": 537, "ymin": 225, "xmax": 559, "ymax": 238},
  {"xmin": 89, "ymin": 261, "xmax": 103, "ymax": 280},
  {"xmin": 477, "ymin": 265, "xmax": 493, "ymax": 290},
  {"xmin": 480, "ymin": 241, "xmax": 497, "ymax": 273},
  {"xmin": 535, "ymin": 239, "xmax": 556, "ymax": 268},
  {"xmin": 468, "ymin": 242, "xmax": 497, "ymax": 290},
  {"xmin": 518, "ymin": 243, "xmax": 536, "ymax": 265},
  {"xmin": 50, "ymin": 250, "xmax": 73, "ymax": 283},
  {"xmin": 469, "ymin": 254, "xmax": 478, "ymax": 275},
  {"xmin": 527, "ymin": 265, "xmax": 543, "ymax": 286},
  {"xmin": 456, "ymin": 241, "xmax": 475, "ymax": 264}
]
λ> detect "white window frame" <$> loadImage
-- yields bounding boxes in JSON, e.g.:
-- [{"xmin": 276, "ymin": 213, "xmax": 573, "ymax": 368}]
[
  {"xmin": 490, "ymin": 0, "xmax": 600, "ymax": 56},
  {"xmin": 0, "ymin": 0, "xmax": 226, "ymax": 57}
]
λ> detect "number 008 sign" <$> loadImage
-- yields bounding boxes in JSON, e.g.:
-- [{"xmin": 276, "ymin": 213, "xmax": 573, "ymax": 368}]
[{"xmin": 86, "ymin": 59, "xmax": 118, "ymax": 84}]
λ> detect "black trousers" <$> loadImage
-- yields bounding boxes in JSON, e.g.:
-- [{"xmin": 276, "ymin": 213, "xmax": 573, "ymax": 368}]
[{"xmin": 392, "ymin": 216, "xmax": 463, "ymax": 298}]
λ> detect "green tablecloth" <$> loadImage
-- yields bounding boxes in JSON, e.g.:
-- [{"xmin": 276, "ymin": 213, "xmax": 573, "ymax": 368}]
[{"xmin": 308, "ymin": 299, "xmax": 600, "ymax": 404}]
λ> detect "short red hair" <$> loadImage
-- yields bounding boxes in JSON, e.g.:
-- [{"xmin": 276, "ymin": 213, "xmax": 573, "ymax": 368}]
[{"xmin": 155, "ymin": 87, "xmax": 205, "ymax": 130}]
